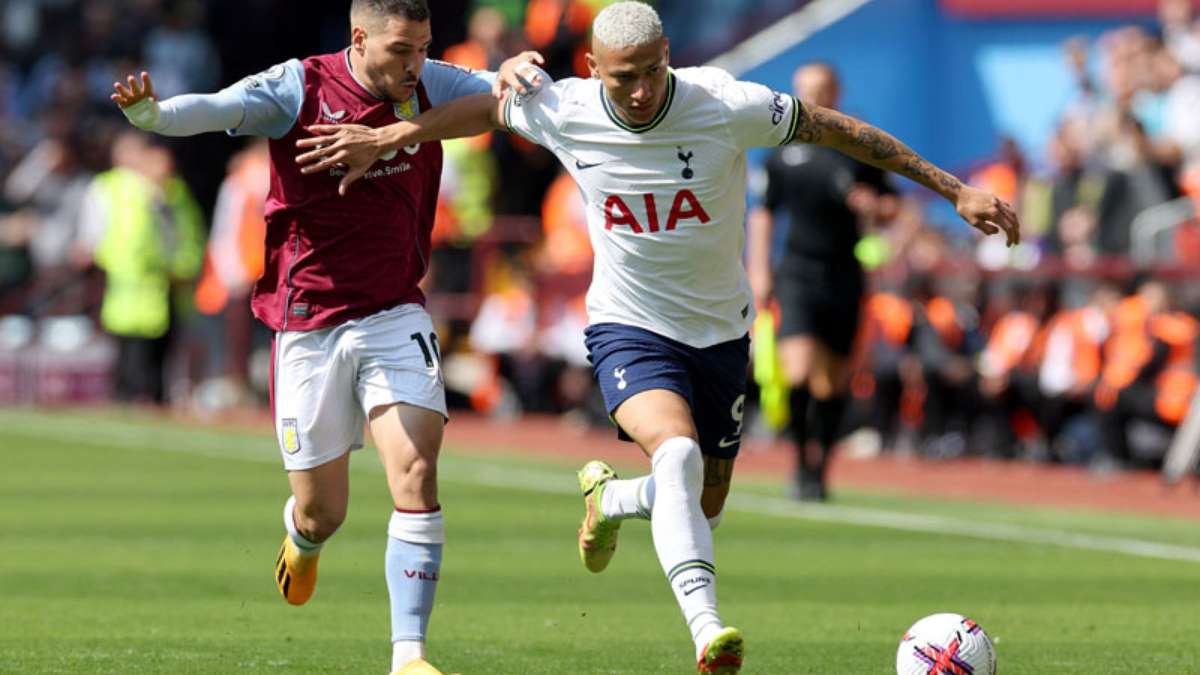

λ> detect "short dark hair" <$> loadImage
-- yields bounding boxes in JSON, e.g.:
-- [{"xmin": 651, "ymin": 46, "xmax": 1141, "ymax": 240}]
[{"xmin": 350, "ymin": 0, "xmax": 430, "ymax": 23}]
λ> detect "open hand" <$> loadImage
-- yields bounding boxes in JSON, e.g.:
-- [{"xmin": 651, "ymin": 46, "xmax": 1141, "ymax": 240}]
[
  {"xmin": 493, "ymin": 51, "xmax": 546, "ymax": 98},
  {"xmin": 111, "ymin": 71, "xmax": 156, "ymax": 108},
  {"xmin": 955, "ymin": 185, "xmax": 1020, "ymax": 247},
  {"xmin": 295, "ymin": 124, "xmax": 384, "ymax": 195}
]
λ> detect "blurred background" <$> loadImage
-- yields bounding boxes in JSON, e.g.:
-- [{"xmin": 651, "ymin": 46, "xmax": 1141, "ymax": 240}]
[{"xmin": 2, "ymin": 0, "xmax": 1199, "ymax": 484}]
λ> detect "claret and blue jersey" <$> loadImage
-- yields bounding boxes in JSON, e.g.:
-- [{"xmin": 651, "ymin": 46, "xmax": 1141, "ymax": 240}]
[
  {"xmin": 216, "ymin": 52, "xmax": 497, "ymax": 333},
  {"xmin": 224, "ymin": 53, "xmax": 497, "ymax": 140}
]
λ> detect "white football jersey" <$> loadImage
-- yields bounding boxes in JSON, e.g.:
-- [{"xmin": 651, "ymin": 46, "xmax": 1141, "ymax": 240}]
[{"xmin": 503, "ymin": 67, "xmax": 801, "ymax": 348}]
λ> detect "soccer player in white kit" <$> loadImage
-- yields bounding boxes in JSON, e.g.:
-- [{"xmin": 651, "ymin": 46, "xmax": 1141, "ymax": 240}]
[{"xmin": 295, "ymin": 3, "xmax": 1020, "ymax": 671}]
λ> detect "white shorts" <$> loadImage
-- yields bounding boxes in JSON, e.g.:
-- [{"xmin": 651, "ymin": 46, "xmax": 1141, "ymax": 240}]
[{"xmin": 272, "ymin": 303, "xmax": 447, "ymax": 471}]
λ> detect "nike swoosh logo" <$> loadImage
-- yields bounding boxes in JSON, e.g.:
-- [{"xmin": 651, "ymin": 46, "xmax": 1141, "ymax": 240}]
[
  {"xmin": 717, "ymin": 436, "xmax": 740, "ymax": 448},
  {"xmin": 575, "ymin": 159, "xmax": 604, "ymax": 170},
  {"xmin": 321, "ymin": 102, "xmax": 346, "ymax": 120},
  {"xmin": 683, "ymin": 583, "xmax": 710, "ymax": 596}
]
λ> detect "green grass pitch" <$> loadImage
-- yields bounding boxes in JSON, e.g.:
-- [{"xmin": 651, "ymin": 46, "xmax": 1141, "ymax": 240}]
[{"xmin": 2, "ymin": 408, "xmax": 1199, "ymax": 674}]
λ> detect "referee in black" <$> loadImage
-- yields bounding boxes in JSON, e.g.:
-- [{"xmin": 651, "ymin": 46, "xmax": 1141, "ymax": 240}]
[{"xmin": 747, "ymin": 63, "xmax": 900, "ymax": 501}]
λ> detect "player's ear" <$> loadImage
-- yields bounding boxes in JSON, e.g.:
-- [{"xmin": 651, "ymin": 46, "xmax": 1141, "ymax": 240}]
[
  {"xmin": 350, "ymin": 25, "xmax": 368, "ymax": 55},
  {"xmin": 662, "ymin": 37, "xmax": 670, "ymax": 66},
  {"xmin": 585, "ymin": 52, "xmax": 599, "ymax": 79}
]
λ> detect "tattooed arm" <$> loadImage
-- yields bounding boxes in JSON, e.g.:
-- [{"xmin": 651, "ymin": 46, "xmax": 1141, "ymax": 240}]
[{"xmin": 792, "ymin": 103, "xmax": 1020, "ymax": 246}]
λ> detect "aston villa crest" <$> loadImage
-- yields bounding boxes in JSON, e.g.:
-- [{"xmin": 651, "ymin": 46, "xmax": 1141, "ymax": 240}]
[
  {"xmin": 389, "ymin": 99, "xmax": 421, "ymax": 157},
  {"xmin": 394, "ymin": 99, "xmax": 416, "ymax": 120}
]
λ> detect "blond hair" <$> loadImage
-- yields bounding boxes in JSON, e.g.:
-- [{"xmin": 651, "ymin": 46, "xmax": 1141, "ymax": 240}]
[{"xmin": 592, "ymin": 1, "xmax": 663, "ymax": 49}]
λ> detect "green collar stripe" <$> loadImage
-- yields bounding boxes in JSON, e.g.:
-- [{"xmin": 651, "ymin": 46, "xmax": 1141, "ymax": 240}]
[
  {"xmin": 781, "ymin": 96, "xmax": 801, "ymax": 146},
  {"xmin": 601, "ymin": 72, "xmax": 676, "ymax": 134}
]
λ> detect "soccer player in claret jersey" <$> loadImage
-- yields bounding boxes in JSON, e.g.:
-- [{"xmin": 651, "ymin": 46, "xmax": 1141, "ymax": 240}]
[
  {"xmin": 110, "ymin": 1, "xmax": 541, "ymax": 673},
  {"xmin": 294, "ymin": 2, "xmax": 1020, "ymax": 672}
]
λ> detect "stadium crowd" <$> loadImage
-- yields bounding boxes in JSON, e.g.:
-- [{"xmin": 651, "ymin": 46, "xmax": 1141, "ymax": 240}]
[
  {"xmin": 0, "ymin": 0, "xmax": 1198, "ymax": 475},
  {"xmin": 825, "ymin": 2, "xmax": 1200, "ymax": 473}
]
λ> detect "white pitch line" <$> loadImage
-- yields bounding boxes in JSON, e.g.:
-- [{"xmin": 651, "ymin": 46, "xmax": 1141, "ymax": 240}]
[
  {"xmin": 730, "ymin": 494, "xmax": 1200, "ymax": 564},
  {"xmin": 452, "ymin": 461, "xmax": 1200, "ymax": 564},
  {"xmin": 5, "ymin": 411, "xmax": 1200, "ymax": 564}
]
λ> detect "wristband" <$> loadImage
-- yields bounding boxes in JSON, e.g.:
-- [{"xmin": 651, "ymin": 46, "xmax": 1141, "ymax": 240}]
[{"xmin": 122, "ymin": 97, "xmax": 161, "ymax": 130}]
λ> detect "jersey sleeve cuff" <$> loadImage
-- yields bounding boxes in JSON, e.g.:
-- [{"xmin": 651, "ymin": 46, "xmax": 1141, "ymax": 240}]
[
  {"xmin": 781, "ymin": 96, "xmax": 801, "ymax": 146},
  {"xmin": 502, "ymin": 94, "xmax": 515, "ymax": 134}
]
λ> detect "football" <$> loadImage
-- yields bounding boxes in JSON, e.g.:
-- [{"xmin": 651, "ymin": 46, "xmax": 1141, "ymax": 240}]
[{"xmin": 895, "ymin": 613, "xmax": 997, "ymax": 675}]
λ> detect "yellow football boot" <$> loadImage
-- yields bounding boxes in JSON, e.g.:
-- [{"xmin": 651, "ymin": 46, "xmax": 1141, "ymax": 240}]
[
  {"xmin": 391, "ymin": 658, "xmax": 457, "ymax": 675},
  {"xmin": 698, "ymin": 627, "xmax": 745, "ymax": 674},
  {"xmin": 576, "ymin": 460, "xmax": 621, "ymax": 573},
  {"xmin": 274, "ymin": 534, "xmax": 319, "ymax": 605}
]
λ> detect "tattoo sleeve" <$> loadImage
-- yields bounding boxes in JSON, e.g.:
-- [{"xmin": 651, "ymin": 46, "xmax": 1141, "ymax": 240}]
[
  {"xmin": 703, "ymin": 456, "xmax": 735, "ymax": 488},
  {"xmin": 793, "ymin": 103, "xmax": 963, "ymax": 200}
]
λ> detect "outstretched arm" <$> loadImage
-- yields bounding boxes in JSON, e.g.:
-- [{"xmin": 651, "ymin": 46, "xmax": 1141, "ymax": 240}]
[
  {"xmin": 295, "ymin": 93, "xmax": 506, "ymax": 194},
  {"xmin": 112, "ymin": 71, "xmax": 246, "ymax": 136},
  {"xmin": 113, "ymin": 64, "xmax": 303, "ymax": 139},
  {"xmin": 792, "ymin": 103, "xmax": 1020, "ymax": 246}
]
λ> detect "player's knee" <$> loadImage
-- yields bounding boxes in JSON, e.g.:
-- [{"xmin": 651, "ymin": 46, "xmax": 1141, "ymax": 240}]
[
  {"xmin": 641, "ymin": 426, "xmax": 699, "ymax": 457},
  {"xmin": 651, "ymin": 436, "xmax": 703, "ymax": 496},
  {"xmin": 293, "ymin": 499, "xmax": 347, "ymax": 542},
  {"xmin": 396, "ymin": 454, "xmax": 438, "ymax": 492}
]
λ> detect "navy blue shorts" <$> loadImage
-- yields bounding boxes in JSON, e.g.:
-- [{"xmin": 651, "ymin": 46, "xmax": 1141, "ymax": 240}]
[{"xmin": 584, "ymin": 323, "xmax": 750, "ymax": 459}]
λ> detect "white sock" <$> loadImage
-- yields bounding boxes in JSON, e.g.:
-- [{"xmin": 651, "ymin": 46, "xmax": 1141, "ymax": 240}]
[
  {"xmin": 707, "ymin": 509, "xmax": 724, "ymax": 531},
  {"xmin": 392, "ymin": 641, "xmax": 424, "ymax": 670},
  {"xmin": 649, "ymin": 437, "xmax": 723, "ymax": 659},
  {"xmin": 600, "ymin": 474, "xmax": 655, "ymax": 521},
  {"xmin": 283, "ymin": 495, "xmax": 323, "ymax": 556}
]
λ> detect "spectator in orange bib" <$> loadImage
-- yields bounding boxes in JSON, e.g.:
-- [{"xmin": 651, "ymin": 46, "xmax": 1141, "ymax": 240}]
[
  {"xmin": 1031, "ymin": 281, "xmax": 1119, "ymax": 462},
  {"xmin": 1094, "ymin": 279, "xmax": 1199, "ymax": 471}
]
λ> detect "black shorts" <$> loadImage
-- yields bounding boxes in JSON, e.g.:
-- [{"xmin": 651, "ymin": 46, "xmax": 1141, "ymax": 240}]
[{"xmin": 774, "ymin": 263, "xmax": 864, "ymax": 356}]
